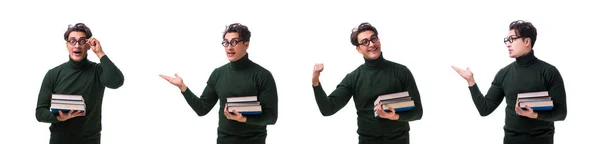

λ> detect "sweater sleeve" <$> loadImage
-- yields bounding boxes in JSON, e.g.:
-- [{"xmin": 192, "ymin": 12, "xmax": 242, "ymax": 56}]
[
  {"xmin": 245, "ymin": 71, "xmax": 278, "ymax": 125},
  {"xmin": 396, "ymin": 67, "xmax": 423, "ymax": 122},
  {"xmin": 468, "ymin": 69, "xmax": 507, "ymax": 116},
  {"xmin": 312, "ymin": 74, "xmax": 354, "ymax": 116},
  {"xmin": 536, "ymin": 67, "xmax": 567, "ymax": 121},
  {"xmin": 35, "ymin": 70, "xmax": 59, "ymax": 123},
  {"xmin": 181, "ymin": 69, "xmax": 220, "ymax": 116},
  {"xmin": 97, "ymin": 55, "xmax": 125, "ymax": 89}
]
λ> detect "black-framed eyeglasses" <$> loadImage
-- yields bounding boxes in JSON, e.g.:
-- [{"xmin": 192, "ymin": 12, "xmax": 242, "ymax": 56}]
[
  {"xmin": 504, "ymin": 35, "xmax": 523, "ymax": 45},
  {"xmin": 358, "ymin": 35, "xmax": 379, "ymax": 47},
  {"xmin": 222, "ymin": 38, "xmax": 243, "ymax": 47},
  {"xmin": 67, "ymin": 38, "xmax": 87, "ymax": 46}
]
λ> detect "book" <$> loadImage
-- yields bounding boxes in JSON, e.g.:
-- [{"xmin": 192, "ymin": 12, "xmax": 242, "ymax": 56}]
[
  {"xmin": 49, "ymin": 94, "xmax": 86, "ymax": 115},
  {"xmin": 226, "ymin": 96, "xmax": 262, "ymax": 115},
  {"xmin": 373, "ymin": 91, "xmax": 415, "ymax": 118},
  {"xmin": 517, "ymin": 91, "xmax": 553, "ymax": 111}
]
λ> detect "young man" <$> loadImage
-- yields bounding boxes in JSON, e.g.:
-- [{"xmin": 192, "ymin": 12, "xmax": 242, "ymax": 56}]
[
  {"xmin": 452, "ymin": 20, "xmax": 567, "ymax": 144},
  {"xmin": 160, "ymin": 23, "xmax": 278, "ymax": 144},
  {"xmin": 311, "ymin": 22, "xmax": 424, "ymax": 144},
  {"xmin": 35, "ymin": 23, "xmax": 125, "ymax": 144}
]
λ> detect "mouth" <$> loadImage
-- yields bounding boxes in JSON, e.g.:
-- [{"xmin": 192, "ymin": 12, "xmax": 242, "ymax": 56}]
[
  {"xmin": 73, "ymin": 49, "xmax": 82, "ymax": 56},
  {"xmin": 367, "ymin": 47, "xmax": 379, "ymax": 53},
  {"xmin": 227, "ymin": 52, "xmax": 236, "ymax": 57}
]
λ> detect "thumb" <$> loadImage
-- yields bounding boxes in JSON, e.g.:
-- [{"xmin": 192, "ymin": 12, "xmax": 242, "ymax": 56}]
[
  {"xmin": 174, "ymin": 73, "xmax": 180, "ymax": 78},
  {"xmin": 466, "ymin": 67, "xmax": 471, "ymax": 72}
]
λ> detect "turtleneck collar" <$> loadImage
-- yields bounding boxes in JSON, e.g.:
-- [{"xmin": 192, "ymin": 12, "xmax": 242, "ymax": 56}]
[
  {"xmin": 515, "ymin": 50, "xmax": 538, "ymax": 67},
  {"xmin": 68, "ymin": 56, "xmax": 91, "ymax": 69},
  {"xmin": 364, "ymin": 52, "xmax": 386, "ymax": 69},
  {"xmin": 230, "ymin": 53, "xmax": 252, "ymax": 70}
]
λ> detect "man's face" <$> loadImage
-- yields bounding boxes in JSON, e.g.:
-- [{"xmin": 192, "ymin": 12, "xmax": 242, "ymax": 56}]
[
  {"xmin": 505, "ymin": 30, "xmax": 531, "ymax": 58},
  {"xmin": 222, "ymin": 32, "xmax": 248, "ymax": 62},
  {"xmin": 355, "ymin": 30, "xmax": 381, "ymax": 60},
  {"xmin": 65, "ymin": 31, "xmax": 89, "ymax": 62}
]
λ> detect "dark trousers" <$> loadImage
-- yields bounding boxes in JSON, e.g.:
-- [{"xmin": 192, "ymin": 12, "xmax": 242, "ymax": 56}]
[
  {"xmin": 504, "ymin": 131, "xmax": 553, "ymax": 144},
  {"xmin": 358, "ymin": 132, "xmax": 409, "ymax": 144},
  {"xmin": 50, "ymin": 132, "xmax": 100, "ymax": 144},
  {"xmin": 216, "ymin": 131, "xmax": 266, "ymax": 144}
]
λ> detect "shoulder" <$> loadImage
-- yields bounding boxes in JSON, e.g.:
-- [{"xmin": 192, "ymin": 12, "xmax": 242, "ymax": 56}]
[
  {"xmin": 536, "ymin": 59, "xmax": 561, "ymax": 78},
  {"xmin": 251, "ymin": 62, "xmax": 275, "ymax": 79}
]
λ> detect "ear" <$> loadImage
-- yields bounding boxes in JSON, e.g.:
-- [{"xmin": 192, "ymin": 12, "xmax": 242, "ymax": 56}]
[
  {"xmin": 356, "ymin": 46, "xmax": 361, "ymax": 54},
  {"xmin": 524, "ymin": 38, "xmax": 531, "ymax": 46},
  {"xmin": 244, "ymin": 42, "xmax": 249, "ymax": 50}
]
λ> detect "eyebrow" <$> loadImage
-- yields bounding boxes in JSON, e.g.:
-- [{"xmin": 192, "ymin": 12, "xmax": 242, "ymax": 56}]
[
  {"xmin": 224, "ymin": 38, "xmax": 240, "ymax": 41},
  {"xmin": 69, "ymin": 37, "xmax": 86, "ymax": 40}
]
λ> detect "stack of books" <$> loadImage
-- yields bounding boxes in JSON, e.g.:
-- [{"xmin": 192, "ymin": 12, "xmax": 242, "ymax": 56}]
[
  {"xmin": 226, "ymin": 96, "xmax": 262, "ymax": 115},
  {"xmin": 50, "ymin": 94, "xmax": 86, "ymax": 115},
  {"xmin": 517, "ymin": 91, "xmax": 553, "ymax": 111},
  {"xmin": 374, "ymin": 91, "xmax": 415, "ymax": 117}
]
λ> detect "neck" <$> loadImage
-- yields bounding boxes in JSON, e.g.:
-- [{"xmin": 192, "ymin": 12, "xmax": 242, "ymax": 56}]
[
  {"xmin": 230, "ymin": 53, "xmax": 251, "ymax": 70},
  {"xmin": 515, "ymin": 49, "xmax": 537, "ymax": 67},
  {"xmin": 68, "ymin": 56, "xmax": 91, "ymax": 69},
  {"xmin": 364, "ymin": 52, "xmax": 385, "ymax": 69}
]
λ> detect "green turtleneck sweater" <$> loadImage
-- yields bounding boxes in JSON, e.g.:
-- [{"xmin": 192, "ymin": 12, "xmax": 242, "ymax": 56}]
[
  {"xmin": 312, "ymin": 53, "xmax": 423, "ymax": 144},
  {"xmin": 35, "ymin": 55, "xmax": 125, "ymax": 141},
  {"xmin": 180, "ymin": 53, "xmax": 278, "ymax": 144},
  {"xmin": 468, "ymin": 50, "xmax": 567, "ymax": 144}
]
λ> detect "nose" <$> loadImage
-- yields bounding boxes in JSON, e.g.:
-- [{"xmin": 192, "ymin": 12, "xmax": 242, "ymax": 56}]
[{"xmin": 368, "ymin": 41, "xmax": 375, "ymax": 47}]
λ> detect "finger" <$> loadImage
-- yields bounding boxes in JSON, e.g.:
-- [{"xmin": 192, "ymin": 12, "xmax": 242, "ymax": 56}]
[
  {"xmin": 388, "ymin": 106, "xmax": 395, "ymax": 113},
  {"xmin": 159, "ymin": 74, "xmax": 173, "ymax": 80},
  {"xmin": 466, "ymin": 67, "xmax": 471, "ymax": 72},
  {"xmin": 68, "ymin": 109, "xmax": 75, "ymax": 115},
  {"xmin": 232, "ymin": 110, "xmax": 241, "ymax": 116},
  {"xmin": 451, "ymin": 66, "xmax": 462, "ymax": 72},
  {"xmin": 72, "ymin": 110, "xmax": 81, "ymax": 116},
  {"xmin": 525, "ymin": 105, "xmax": 533, "ymax": 111},
  {"xmin": 58, "ymin": 110, "xmax": 65, "ymax": 117}
]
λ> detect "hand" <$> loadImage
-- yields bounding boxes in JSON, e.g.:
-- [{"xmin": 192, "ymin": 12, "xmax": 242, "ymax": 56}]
[
  {"xmin": 56, "ymin": 109, "xmax": 85, "ymax": 122},
  {"xmin": 224, "ymin": 104, "xmax": 247, "ymax": 123},
  {"xmin": 515, "ymin": 99, "xmax": 538, "ymax": 119},
  {"xmin": 374, "ymin": 102, "xmax": 400, "ymax": 120},
  {"xmin": 86, "ymin": 38, "xmax": 105, "ymax": 58},
  {"xmin": 159, "ymin": 73, "xmax": 187, "ymax": 92},
  {"xmin": 312, "ymin": 63, "xmax": 324, "ymax": 86},
  {"xmin": 451, "ymin": 66, "xmax": 475, "ymax": 86}
]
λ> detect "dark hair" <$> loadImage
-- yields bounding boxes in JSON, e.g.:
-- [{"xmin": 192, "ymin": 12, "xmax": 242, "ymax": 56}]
[
  {"xmin": 222, "ymin": 23, "xmax": 251, "ymax": 42},
  {"xmin": 350, "ymin": 22, "xmax": 379, "ymax": 46},
  {"xmin": 63, "ymin": 23, "xmax": 92, "ymax": 41},
  {"xmin": 509, "ymin": 20, "xmax": 537, "ymax": 48}
]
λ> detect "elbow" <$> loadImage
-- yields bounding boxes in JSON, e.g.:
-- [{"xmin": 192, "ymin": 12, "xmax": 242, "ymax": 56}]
[
  {"xmin": 105, "ymin": 78, "xmax": 124, "ymax": 89},
  {"xmin": 478, "ymin": 111, "xmax": 492, "ymax": 117},
  {"xmin": 320, "ymin": 110, "xmax": 334, "ymax": 116},
  {"xmin": 196, "ymin": 111, "xmax": 209, "ymax": 117}
]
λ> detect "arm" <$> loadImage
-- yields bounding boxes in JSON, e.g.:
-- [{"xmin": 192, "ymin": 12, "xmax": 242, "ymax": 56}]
[
  {"xmin": 468, "ymin": 70, "xmax": 506, "ymax": 116},
  {"xmin": 97, "ymin": 55, "xmax": 125, "ymax": 89},
  {"xmin": 245, "ymin": 71, "xmax": 278, "ymax": 125},
  {"xmin": 181, "ymin": 70, "xmax": 220, "ymax": 117},
  {"xmin": 312, "ymin": 74, "xmax": 354, "ymax": 116},
  {"xmin": 35, "ymin": 71, "xmax": 59, "ymax": 123},
  {"xmin": 535, "ymin": 67, "xmax": 567, "ymax": 121},
  {"xmin": 395, "ymin": 68, "xmax": 423, "ymax": 122}
]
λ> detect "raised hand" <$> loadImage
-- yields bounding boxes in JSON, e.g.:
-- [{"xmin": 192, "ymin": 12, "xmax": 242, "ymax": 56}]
[
  {"xmin": 312, "ymin": 63, "xmax": 324, "ymax": 86},
  {"xmin": 451, "ymin": 66, "xmax": 476, "ymax": 86},
  {"xmin": 224, "ymin": 104, "xmax": 247, "ymax": 123},
  {"xmin": 374, "ymin": 102, "xmax": 399, "ymax": 120},
  {"xmin": 86, "ymin": 38, "xmax": 105, "ymax": 58},
  {"xmin": 159, "ymin": 73, "xmax": 187, "ymax": 92},
  {"xmin": 56, "ymin": 109, "xmax": 85, "ymax": 122}
]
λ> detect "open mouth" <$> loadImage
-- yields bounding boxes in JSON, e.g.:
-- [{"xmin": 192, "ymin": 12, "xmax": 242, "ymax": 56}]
[
  {"xmin": 368, "ymin": 47, "xmax": 379, "ymax": 53},
  {"xmin": 227, "ymin": 52, "xmax": 236, "ymax": 57},
  {"xmin": 73, "ymin": 49, "xmax": 82, "ymax": 56}
]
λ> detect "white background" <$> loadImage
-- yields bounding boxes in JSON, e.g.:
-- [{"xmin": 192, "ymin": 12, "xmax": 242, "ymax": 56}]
[{"xmin": 0, "ymin": 0, "xmax": 598, "ymax": 143}]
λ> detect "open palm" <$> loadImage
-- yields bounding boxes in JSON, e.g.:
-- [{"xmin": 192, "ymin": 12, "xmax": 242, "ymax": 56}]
[
  {"xmin": 159, "ymin": 73, "xmax": 185, "ymax": 91},
  {"xmin": 451, "ymin": 66, "xmax": 473, "ymax": 80}
]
